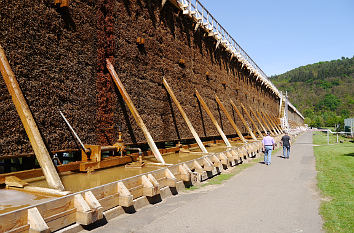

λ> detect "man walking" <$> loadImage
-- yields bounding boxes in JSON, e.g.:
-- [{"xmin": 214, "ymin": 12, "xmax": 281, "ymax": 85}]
[
  {"xmin": 281, "ymin": 131, "xmax": 291, "ymax": 159},
  {"xmin": 262, "ymin": 131, "xmax": 275, "ymax": 165}
]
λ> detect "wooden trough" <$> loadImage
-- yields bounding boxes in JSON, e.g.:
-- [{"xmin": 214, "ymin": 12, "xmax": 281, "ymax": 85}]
[{"xmin": 0, "ymin": 139, "xmax": 276, "ymax": 233}]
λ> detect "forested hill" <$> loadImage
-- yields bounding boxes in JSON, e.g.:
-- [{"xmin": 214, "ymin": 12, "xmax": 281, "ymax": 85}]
[{"xmin": 270, "ymin": 56, "xmax": 354, "ymax": 128}]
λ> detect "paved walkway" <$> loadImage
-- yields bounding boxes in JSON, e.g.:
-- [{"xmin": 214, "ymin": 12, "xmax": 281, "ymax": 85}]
[{"xmin": 89, "ymin": 131, "xmax": 323, "ymax": 233}]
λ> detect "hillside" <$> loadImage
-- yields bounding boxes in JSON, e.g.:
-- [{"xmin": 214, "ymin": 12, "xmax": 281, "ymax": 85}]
[{"xmin": 271, "ymin": 56, "xmax": 354, "ymax": 128}]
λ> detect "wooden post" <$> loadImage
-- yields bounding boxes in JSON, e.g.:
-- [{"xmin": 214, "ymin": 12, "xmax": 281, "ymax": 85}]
[
  {"xmin": 165, "ymin": 168, "xmax": 177, "ymax": 187},
  {"xmin": 261, "ymin": 111, "xmax": 280, "ymax": 134},
  {"xmin": 248, "ymin": 105, "xmax": 267, "ymax": 134},
  {"xmin": 107, "ymin": 60, "xmax": 165, "ymax": 164},
  {"xmin": 255, "ymin": 110, "xmax": 273, "ymax": 134},
  {"xmin": 0, "ymin": 45, "xmax": 64, "ymax": 191},
  {"xmin": 265, "ymin": 111, "xmax": 283, "ymax": 133},
  {"xmin": 239, "ymin": 102, "xmax": 263, "ymax": 137},
  {"xmin": 269, "ymin": 113, "xmax": 283, "ymax": 132},
  {"xmin": 117, "ymin": 182, "xmax": 133, "ymax": 207},
  {"xmin": 229, "ymin": 99, "xmax": 257, "ymax": 140},
  {"xmin": 259, "ymin": 110, "xmax": 278, "ymax": 134},
  {"xmin": 195, "ymin": 90, "xmax": 232, "ymax": 147},
  {"xmin": 163, "ymin": 78, "xmax": 208, "ymax": 153},
  {"xmin": 214, "ymin": 95, "xmax": 247, "ymax": 143}
]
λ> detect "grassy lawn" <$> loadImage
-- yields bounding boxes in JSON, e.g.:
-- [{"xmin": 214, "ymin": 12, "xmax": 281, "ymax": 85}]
[{"xmin": 313, "ymin": 132, "xmax": 354, "ymax": 233}]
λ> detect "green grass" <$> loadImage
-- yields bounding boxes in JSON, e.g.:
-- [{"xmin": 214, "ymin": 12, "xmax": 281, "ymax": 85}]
[{"xmin": 313, "ymin": 132, "xmax": 354, "ymax": 233}]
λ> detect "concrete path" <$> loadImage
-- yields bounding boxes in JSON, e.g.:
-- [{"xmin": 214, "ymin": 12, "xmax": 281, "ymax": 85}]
[{"xmin": 88, "ymin": 131, "xmax": 323, "ymax": 233}]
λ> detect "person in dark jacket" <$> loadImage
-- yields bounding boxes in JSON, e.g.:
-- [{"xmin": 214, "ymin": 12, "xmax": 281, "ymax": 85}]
[{"xmin": 281, "ymin": 131, "xmax": 291, "ymax": 159}]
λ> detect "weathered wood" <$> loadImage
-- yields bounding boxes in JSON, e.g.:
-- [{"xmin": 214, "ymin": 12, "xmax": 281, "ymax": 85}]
[
  {"xmin": 0, "ymin": 209, "xmax": 28, "ymax": 233},
  {"xmin": 141, "ymin": 175, "xmax": 159, "ymax": 197},
  {"xmin": 163, "ymin": 78, "xmax": 208, "ymax": 153},
  {"xmin": 261, "ymin": 110, "xmax": 279, "ymax": 134},
  {"xmin": 214, "ymin": 95, "xmax": 247, "ymax": 143},
  {"xmin": 229, "ymin": 99, "xmax": 257, "ymax": 140},
  {"xmin": 217, "ymin": 153, "xmax": 229, "ymax": 166},
  {"xmin": 0, "ymin": 162, "xmax": 81, "ymax": 185},
  {"xmin": 20, "ymin": 186, "xmax": 71, "ymax": 197},
  {"xmin": 28, "ymin": 207, "xmax": 50, "ymax": 233},
  {"xmin": 164, "ymin": 168, "xmax": 177, "ymax": 187},
  {"xmin": 5, "ymin": 176, "xmax": 28, "ymax": 188},
  {"xmin": 248, "ymin": 105, "xmax": 268, "ymax": 134},
  {"xmin": 0, "ymin": 45, "xmax": 64, "ymax": 191},
  {"xmin": 107, "ymin": 60, "xmax": 165, "ymax": 164},
  {"xmin": 255, "ymin": 110, "xmax": 273, "ymax": 134},
  {"xmin": 195, "ymin": 90, "xmax": 231, "ymax": 147},
  {"xmin": 201, "ymin": 157, "xmax": 213, "ymax": 171},
  {"xmin": 117, "ymin": 182, "xmax": 133, "ymax": 207},
  {"xmin": 84, "ymin": 191, "xmax": 103, "ymax": 223},
  {"xmin": 79, "ymin": 156, "xmax": 133, "ymax": 172},
  {"xmin": 74, "ymin": 194, "xmax": 92, "ymax": 225},
  {"xmin": 239, "ymin": 102, "xmax": 264, "ymax": 137},
  {"xmin": 258, "ymin": 110, "xmax": 277, "ymax": 135}
]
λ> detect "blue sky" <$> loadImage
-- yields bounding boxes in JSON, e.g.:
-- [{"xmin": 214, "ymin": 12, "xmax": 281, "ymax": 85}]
[{"xmin": 200, "ymin": 0, "xmax": 354, "ymax": 76}]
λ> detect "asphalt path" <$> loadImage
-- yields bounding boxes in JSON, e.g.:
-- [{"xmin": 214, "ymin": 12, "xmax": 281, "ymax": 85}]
[{"xmin": 88, "ymin": 131, "xmax": 323, "ymax": 233}]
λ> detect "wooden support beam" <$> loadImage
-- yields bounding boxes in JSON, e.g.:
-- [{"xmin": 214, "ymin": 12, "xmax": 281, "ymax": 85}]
[
  {"xmin": 195, "ymin": 90, "xmax": 232, "ymax": 147},
  {"xmin": 261, "ymin": 110, "xmax": 280, "ymax": 134},
  {"xmin": 5, "ymin": 176, "xmax": 28, "ymax": 188},
  {"xmin": 28, "ymin": 207, "xmax": 50, "ymax": 233},
  {"xmin": 107, "ymin": 60, "xmax": 165, "ymax": 165},
  {"xmin": 22, "ymin": 186, "xmax": 70, "ymax": 197},
  {"xmin": 217, "ymin": 153, "xmax": 229, "ymax": 166},
  {"xmin": 193, "ymin": 160, "xmax": 204, "ymax": 173},
  {"xmin": 248, "ymin": 105, "xmax": 268, "ymax": 134},
  {"xmin": 258, "ymin": 110, "xmax": 277, "ymax": 135},
  {"xmin": 229, "ymin": 99, "xmax": 257, "ymax": 140},
  {"xmin": 239, "ymin": 102, "xmax": 264, "ymax": 137},
  {"xmin": 0, "ymin": 45, "xmax": 64, "ymax": 191},
  {"xmin": 84, "ymin": 191, "xmax": 103, "ymax": 222},
  {"xmin": 254, "ymin": 109, "xmax": 273, "ymax": 134},
  {"xmin": 163, "ymin": 78, "xmax": 208, "ymax": 153},
  {"xmin": 201, "ymin": 157, "xmax": 213, "ymax": 171},
  {"xmin": 141, "ymin": 174, "xmax": 160, "ymax": 197},
  {"xmin": 214, "ymin": 95, "xmax": 247, "ymax": 143},
  {"xmin": 75, "ymin": 194, "xmax": 96, "ymax": 226},
  {"xmin": 266, "ymin": 112, "xmax": 283, "ymax": 133},
  {"xmin": 178, "ymin": 164, "xmax": 191, "ymax": 182},
  {"xmin": 210, "ymin": 154, "xmax": 222, "ymax": 167},
  {"xmin": 117, "ymin": 182, "xmax": 133, "ymax": 207},
  {"xmin": 165, "ymin": 168, "xmax": 177, "ymax": 187}
]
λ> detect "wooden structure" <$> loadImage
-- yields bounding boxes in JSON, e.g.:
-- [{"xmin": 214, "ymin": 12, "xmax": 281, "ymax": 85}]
[{"xmin": 0, "ymin": 138, "xmax": 278, "ymax": 232}]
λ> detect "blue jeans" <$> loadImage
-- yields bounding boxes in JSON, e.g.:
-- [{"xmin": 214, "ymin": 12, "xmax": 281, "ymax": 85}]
[
  {"xmin": 283, "ymin": 146, "xmax": 290, "ymax": 158},
  {"xmin": 264, "ymin": 146, "xmax": 273, "ymax": 165}
]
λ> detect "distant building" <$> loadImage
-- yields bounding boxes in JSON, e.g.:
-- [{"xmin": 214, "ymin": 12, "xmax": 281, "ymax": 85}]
[{"xmin": 344, "ymin": 118, "xmax": 354, "ymax": 136}]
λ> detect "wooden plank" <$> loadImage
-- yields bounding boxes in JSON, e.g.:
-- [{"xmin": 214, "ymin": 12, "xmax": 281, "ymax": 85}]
[
  {"xmin": 5, "ymin": 176, "xmax": 28, "ymax": 188},
  {"xmin": 195, "ymin": 90, "xmax": 231, "ymax": 147},
  {"xmin": 107, "ymin": 60, "xmax": 165, "ymax": 164},
  {"xmin": 0, "ymin": 162, "xmax": 80, "ymax": 185},
  {"xmin": 79, "ymin": 156, "xmax": 133, "ymax": 171},
  {"xmin": 0, "ymin": 209, "xmax": 28, "ymax": 233},
  {"xmin": 36, "ymin": 196, "xmax": 73, "ymax": 219},
  {"xmin": 214, "ymin": 95, "xmax": 247, "ymax": 143}
]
